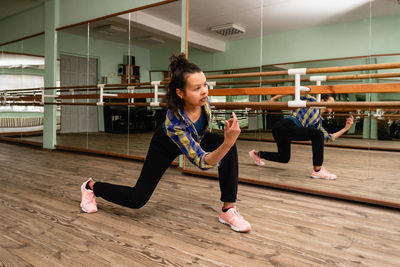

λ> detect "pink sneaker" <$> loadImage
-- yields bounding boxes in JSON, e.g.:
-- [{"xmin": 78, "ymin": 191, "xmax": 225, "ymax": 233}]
[
  {"xmin": 219, "ymin": 207, "xmax": 251, "ymax": 232},
  {"xmin": 80, "ymin": 178, "xmax": 97, "ymax": 213},
  {"xmin": 310, "ymin": 167, "xmax": 337, "ymax": 180},
  {"xmin": 249, "ymin": 150, "xmax": 265, "ymax": 166}
]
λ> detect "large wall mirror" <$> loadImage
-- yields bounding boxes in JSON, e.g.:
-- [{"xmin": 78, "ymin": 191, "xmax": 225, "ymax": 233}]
[
  {"xmin": 52, "ymin": 0, "xmax": 181, "ymax": 162},
  {"xmin": 6, "ymin": 1, "xmax": 181, "ymax": 164},
  {"xmin": 182, "ymin": 0, "xmax": 400, "ymax": 208},
  {"xmin": 1, "ymin": 0, "xmax": 400, "ymax": 208},
  {"xmin": 0, "ymin": 34, "xmax": 48, "ymax": 144}
]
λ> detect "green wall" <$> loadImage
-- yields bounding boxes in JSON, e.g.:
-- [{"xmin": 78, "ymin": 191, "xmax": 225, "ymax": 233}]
[
  {"xmin": 0, "ymin": 35, "xmax": 44, "ymax": 59},
  {"xmin": 0, "ymin": 69, "xmax": 44, "ymax": 76},
  {"xmin": 149, "ymin": 46, "xmax": 180, "ymax": 70},
  {"xmin": 0, "ymin": 4, "xmax": 44, "ymax": 45}
]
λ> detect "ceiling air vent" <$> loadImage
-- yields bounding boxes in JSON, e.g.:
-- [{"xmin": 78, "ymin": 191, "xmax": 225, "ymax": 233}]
[{"xmin": 210, "ymin": 23, "xmax": 246, "ymax": 36}]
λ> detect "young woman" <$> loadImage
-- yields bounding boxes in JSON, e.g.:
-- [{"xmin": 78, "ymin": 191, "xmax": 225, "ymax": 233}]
[
  {"xmin": 249, "ymin": 94, "xmax": 354, "ymax": 179},
  {"xmin": 80, "ymin": 54, "xmax": 251, "ymax": 232}
]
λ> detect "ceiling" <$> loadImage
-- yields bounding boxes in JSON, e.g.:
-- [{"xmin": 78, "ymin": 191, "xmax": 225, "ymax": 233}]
[
  {"xmin": 2, "ymin": 0, "xmax": 400, "ymax": 51},
  {"xmin": 147, "ymin": 0, "xmax": 400, "ymax": 41}
]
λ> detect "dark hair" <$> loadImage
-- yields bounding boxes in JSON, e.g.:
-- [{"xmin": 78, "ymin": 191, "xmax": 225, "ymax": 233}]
[
  {"xmin": 321, "ymin": 94, "xmax": 335, "ymax": 101},
  {"xmin": 165, "ymin": 53, "xmax": 202, "ymax": 112}
]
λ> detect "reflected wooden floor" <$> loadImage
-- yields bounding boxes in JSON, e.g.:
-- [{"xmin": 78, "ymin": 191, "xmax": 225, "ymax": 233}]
[
  {"xmin": 1, "ymin": 142, "xmax": 400, "ymax": 266},
  {"xmin": 187, "ymin": 139, "xmax": 400, "ymax": 206},
  {"xmin": 18, "ymin": 131, "xmax": 400, "ymax": 205},
  {"xmin": 239, "ymin": 131, "xmax": 400, "ymax": 150},
  {"xmin": 17, "ymin": 130, "xmax": 400, "ymax": 151}
]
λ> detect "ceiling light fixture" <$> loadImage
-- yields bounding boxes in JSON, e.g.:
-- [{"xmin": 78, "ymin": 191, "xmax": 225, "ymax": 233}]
[{"xmin": 210, "ymin": 23, "xmax": 246, "ymax": 36}]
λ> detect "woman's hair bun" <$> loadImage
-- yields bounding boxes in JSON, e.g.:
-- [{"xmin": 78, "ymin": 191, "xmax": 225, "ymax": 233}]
[{"xmin": 169, "ymin": 53, "xmax": 189, "ymax": 73}]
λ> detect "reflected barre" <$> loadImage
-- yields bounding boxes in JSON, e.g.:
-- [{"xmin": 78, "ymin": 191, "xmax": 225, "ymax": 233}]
[
  {"xmin": 2, "ymin": 61, "xmax": 400, "ymax": 98},
  {"xmin": 2, "ymin": 83, "xmax": 400, "ymax": 111},
  {"xmin": 206, "ymin": 62, "xmax": 400, "ymax": 80},
  {"xmin": 5, "ymin": 82, "xmax": 400, "ymax": 103},
  {"xmin": 44, "ymin": 81, "xmax": 168, "ymax": 90},
  {"xmin": 207, "ymin": 82, "xmax": 400, "ymax": 96},
  {"xmin": 210, "ymin": 101, "xmax": 400, "ymax": 111},
  {"xmin": 5, "ymin": 98, "xmax": 400, "ymax": 111},
  {"xmin": 34, "ymin": 101, "xmax": 400, "ymax": 112},
  {"xmin": 2, "ymin": 59, "xmax": 400, "ymax": 110},
  {"xmin": 213, "ymin": 72, "xmax": 400, "ymax": 86}
]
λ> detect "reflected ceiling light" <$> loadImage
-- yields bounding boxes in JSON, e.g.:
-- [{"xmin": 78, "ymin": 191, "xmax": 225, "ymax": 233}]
[
  {"xmin": 22, "ymin": 65, "xmax": 38, "ymax": 68},
  {"xmin": 0, "ymin": 54, "xmax": 44, "ymax": 68},
  {"xmin": 210, "ymin": 23, "xmax": 246, "ymax": 36},
  {"xmin": 281, "ymin": 0, "xmax": 372, "ymax": 15},
  {"xmin": 94, "ymin": 24, "xmax": 128, "ymax": 34}
]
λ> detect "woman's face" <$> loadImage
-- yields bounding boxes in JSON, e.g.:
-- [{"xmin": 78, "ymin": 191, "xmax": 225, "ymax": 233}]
[{"xmin": 176, "ymin": 71, "xmax": 208, "ymax": 108}]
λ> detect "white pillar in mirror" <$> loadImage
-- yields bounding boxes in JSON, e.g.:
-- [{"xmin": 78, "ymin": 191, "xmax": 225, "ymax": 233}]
[
  {"xmin": 179, "ymin": 0, "xmax": 189, "ymax": 168},
  {"xmin": 43, "ymin": 0, "xmax": 59, "ymax": 149},
  {"xmin": 180, "ymin": 0, "xmax": 188, "ymax": 55}
]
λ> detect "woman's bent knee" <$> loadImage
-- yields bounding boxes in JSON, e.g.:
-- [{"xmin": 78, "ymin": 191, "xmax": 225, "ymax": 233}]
[{"xmin": 126, "ymin": 196, "xmax": 151, "ymax": 209}]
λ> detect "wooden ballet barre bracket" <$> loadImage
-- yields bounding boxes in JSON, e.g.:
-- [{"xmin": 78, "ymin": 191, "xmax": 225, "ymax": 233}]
[
  {"xmin": 127, "ymin": 86, "xmax": 135, "ymax": 103},
  {"xmin": 150, "ymin": 81, "xmax": 161, "ymax": 106},
  {"xmin": 288, "ymin": 68, "xmax": 310, "ymax": 107},
  {"xmin": 309, "ymin": 75, "xmax": 327, "ymax": 102},
  {"xmin": 2, "ymin": 91, "xmax": 7, "ymax": 105},
  {"xmin": 40, "ymin": 87, "xmax": 58, "ymax": 105},
  {"xmin": 97, "ymin": 84, "xmax": 117, "ymax": 106},
  {"xmin": 207, "ymin": 81, "xmax": 216, "ymax": 89}
]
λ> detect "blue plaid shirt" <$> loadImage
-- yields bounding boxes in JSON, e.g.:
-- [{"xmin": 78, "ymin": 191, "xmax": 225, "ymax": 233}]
[
  {"xmin": 163, "ymin": 98, "xmax": 215, "ymax": 170},
  {"xmin": 287, "ymin": 95, "xmax": 335, "ymax": 142}
]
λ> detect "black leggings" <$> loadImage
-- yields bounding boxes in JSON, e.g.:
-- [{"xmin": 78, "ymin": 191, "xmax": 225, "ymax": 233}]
[
  {"xmin": 93, "ymin": 126, "xmax": 238, "ymax": 209},
  {"xmin": 259, "ymin": 118, "xmax": 325, "ymax": 166}
]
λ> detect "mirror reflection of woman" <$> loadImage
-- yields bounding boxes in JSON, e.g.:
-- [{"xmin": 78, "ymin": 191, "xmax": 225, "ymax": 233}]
[
  {"xmin": 249, "ymin": 94, "xmax": 354, "ymax": 179},
  {"xmin": 80, "ymin": 54, "xmax": 251, "ymax": 233}
]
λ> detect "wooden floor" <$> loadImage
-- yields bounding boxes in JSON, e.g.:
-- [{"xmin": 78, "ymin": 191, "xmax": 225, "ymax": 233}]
[
  {"xmin": 1, "ymin": 142, "xmax": 400, "ymax": 266},
  {"xmin": 17, "ymin": 131, "xmax": 400, "ymax": 206}
]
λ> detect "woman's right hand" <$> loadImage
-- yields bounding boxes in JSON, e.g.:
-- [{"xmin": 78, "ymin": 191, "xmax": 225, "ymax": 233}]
[
  {"xmin": 204, "ymin": 112, "xmax": 241, "ymax": 165},
  {"xmin": 224, "ymin": 112, "xmax": 241, "ymax": 147}
]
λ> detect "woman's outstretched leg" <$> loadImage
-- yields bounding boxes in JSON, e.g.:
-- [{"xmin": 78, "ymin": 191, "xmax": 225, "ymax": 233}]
[{"xmin": 80, "ymin": 127, "xmax": 181, "ymax": 212}]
